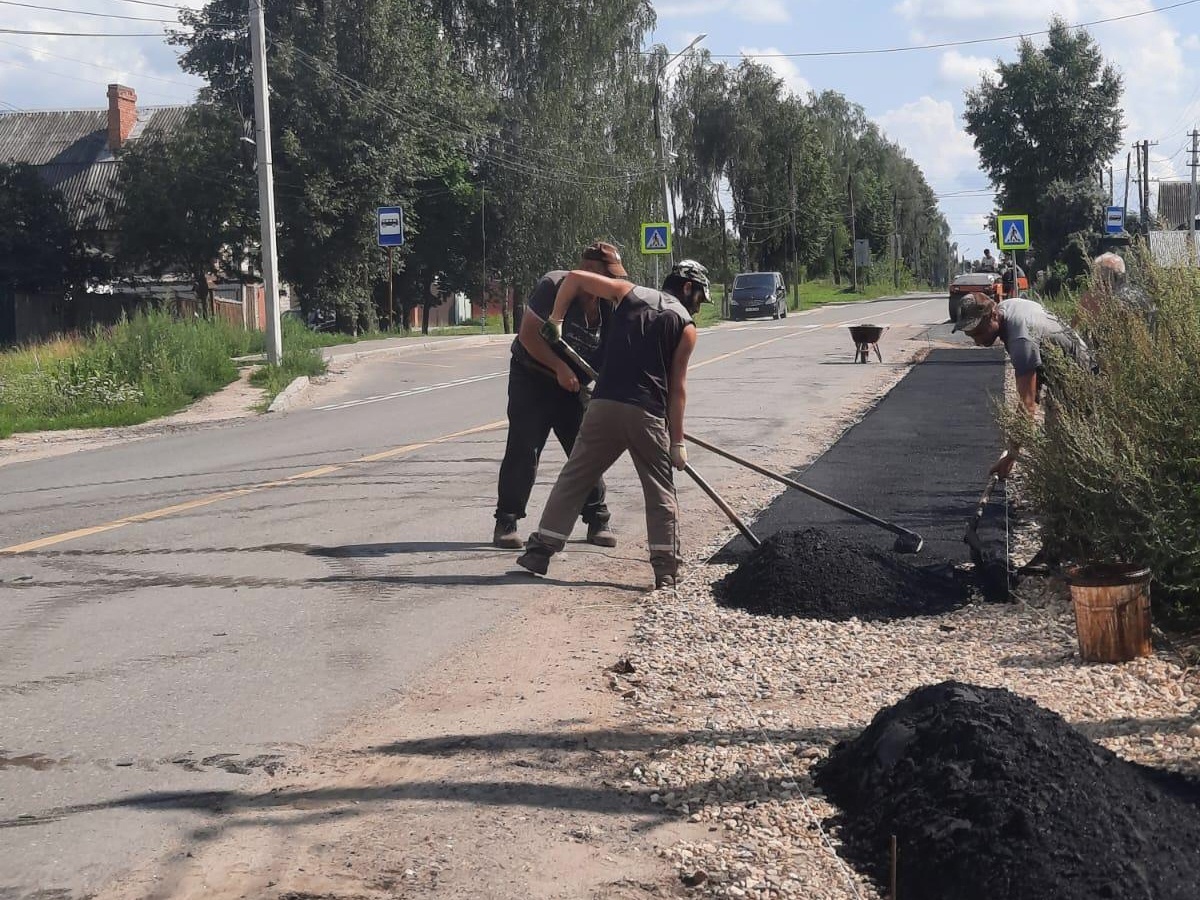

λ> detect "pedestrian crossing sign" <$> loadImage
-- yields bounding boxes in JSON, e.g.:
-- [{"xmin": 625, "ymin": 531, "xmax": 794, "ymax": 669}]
[
  {"xmin": 997, "ymin": 214, "xmax": 1030, "ymax": 250},
  {"xmin": 641, "ymin": 222, "xmax": 671, "ymax": 255}
]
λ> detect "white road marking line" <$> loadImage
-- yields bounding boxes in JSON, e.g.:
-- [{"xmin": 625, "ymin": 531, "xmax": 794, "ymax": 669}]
[{"xmin": 317, "ymin": 370, "xmax": 508, "ymax": 411}]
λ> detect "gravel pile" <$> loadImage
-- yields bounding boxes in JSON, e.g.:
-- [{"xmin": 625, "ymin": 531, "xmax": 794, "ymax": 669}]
[
  {"xmin": 815, "ymin": 681, "xmax": 1200, "ymax": 900},
  {"xmin": 716, "ymin": 528, "xmax": 970, "ymax": 621}
]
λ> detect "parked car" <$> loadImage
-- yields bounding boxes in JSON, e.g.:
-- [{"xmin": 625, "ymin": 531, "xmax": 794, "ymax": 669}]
[{"xmin": 730, "ymin": 271, "xmax": 788, "ymax": 320}]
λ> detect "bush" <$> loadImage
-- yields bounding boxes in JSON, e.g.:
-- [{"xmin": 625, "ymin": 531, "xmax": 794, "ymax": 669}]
[
  {"xmin": 1006, "ymin": 258, "xmax": 1200, "ymax": 611},
  {"xmin": 0, "ymin": 310, "xmax": 246, "ymax": 435}
]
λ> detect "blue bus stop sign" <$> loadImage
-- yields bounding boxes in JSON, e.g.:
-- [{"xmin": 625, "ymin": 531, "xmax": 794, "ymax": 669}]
[{"xmin": 378, "ymin": 207, "xmax": 405, "ymax": 247}]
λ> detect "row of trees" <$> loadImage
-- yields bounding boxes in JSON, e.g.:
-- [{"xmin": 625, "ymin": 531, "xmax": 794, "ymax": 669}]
[{"xmin": 11, "ymin": 1, "xmax": 950, "ymax": 332}]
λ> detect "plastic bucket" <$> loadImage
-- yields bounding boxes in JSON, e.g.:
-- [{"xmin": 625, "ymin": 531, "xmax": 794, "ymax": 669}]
[{"xmin": 1066, "ymin": 564, "xmax": 1153, "ymax": 663}]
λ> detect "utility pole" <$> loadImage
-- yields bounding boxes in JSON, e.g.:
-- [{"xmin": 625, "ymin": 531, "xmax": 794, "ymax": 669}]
[
  {"xmin": 1142, "ymin": 139, "xmax": 1157, "ymax": 233},
  {"xmin": 1189, "ymin": 127, "xmax": 1198, "ymax": 266},
  {"xmin": 848, "ymin": 170, "xmax": 858, "ymax": 292},
  {"xmin": 788, "ymin": 148, "xmax": 799, "ymax": 300},
  {"xmin": 249, "ymin": 0, "xmax": 282, "ymax": 366},
  {"xmin": 1123, "ymin": 151, "xmax": 1131, "ymax": 223},
  {"xmin": 891, "ymin": 190, "xmax": 899, "ymax": 289},
  {"xmin": 480, "ymin": 187, "xmax": 487, "ymax": 333}
]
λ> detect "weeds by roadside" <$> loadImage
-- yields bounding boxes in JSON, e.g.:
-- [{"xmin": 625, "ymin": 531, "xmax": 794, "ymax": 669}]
[
  {"xmin": 0, "ymin": 311, "xmax": 253, "ymax": 438},
  {"xmin": 249, "ymin": 317, "xmax": 329, "ymax": 404}
]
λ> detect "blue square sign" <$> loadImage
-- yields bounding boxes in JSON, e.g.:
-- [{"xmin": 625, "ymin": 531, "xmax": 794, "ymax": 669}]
[
  {"xmin": 378, "ymin": 206, "xmax": 405, "ymax": 247},
  {"xmin": 1105, "ymin": 206, "xmax": 1125, "ymax": 235}
]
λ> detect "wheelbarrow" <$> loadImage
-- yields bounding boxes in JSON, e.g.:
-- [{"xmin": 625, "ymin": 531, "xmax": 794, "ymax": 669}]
[{"xmin": 848, "ymin": 324, "xmax": 886, "ymax": 363}]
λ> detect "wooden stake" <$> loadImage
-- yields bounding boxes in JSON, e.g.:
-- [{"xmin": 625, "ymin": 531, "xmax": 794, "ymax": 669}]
[{"xmin": 890, "ymin": 834, "xmax": 898, "ymax": 900}]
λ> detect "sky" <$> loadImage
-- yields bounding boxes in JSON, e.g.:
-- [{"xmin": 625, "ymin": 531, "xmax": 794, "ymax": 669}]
[{"xmin": 1, "ymin": 1, "xmax": 1198, "ymax": 261}]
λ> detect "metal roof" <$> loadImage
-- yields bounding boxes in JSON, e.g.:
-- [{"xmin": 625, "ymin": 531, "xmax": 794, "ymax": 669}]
[
  {"xmin": 1156, "ymin": 182, "xmax": 1200, "ymax": 231},
  {"xmin": 0, "ymin": 105, "xmax": 189, "ymax": 231}
]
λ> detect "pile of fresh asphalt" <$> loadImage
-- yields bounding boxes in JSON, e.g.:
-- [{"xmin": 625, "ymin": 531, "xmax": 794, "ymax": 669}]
[
  {"xmin": 815, "ymin": 681, "xmax": 1200, "ymax": 900},
  {"xmin": 715, "ymin": 527, "xmax": 970, "ymax": 621},
  {"xmin": 712, "ymin": 343, "xmax": 1014, "ymax": 614}
]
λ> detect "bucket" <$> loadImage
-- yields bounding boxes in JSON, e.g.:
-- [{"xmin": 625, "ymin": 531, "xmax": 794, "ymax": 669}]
[{"xmin": 1066, "ymin": 564, "xmax": 1153, "ymax": 663}]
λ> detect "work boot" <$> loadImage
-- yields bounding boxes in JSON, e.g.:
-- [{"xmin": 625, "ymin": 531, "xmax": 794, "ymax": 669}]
[
  {"xmin": 493, "ymin": 516, "xmax": 523, "ymax": 550},
  {"xmin": 655, "ymin": 573, "xmax": 678, "ymax": 590},
  {"xmin": 516, "ymin": 546, "xmax": 551, "ymax": 577},
  {"xmin": 586, "ymin": 520, "xmax": 617, "ymax": 548}
]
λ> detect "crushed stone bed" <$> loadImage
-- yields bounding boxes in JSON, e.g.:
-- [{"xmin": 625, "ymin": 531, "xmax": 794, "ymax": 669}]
[{"xmin": 617, "ymin": 560, "xmax": 1200, "ymax": 899}]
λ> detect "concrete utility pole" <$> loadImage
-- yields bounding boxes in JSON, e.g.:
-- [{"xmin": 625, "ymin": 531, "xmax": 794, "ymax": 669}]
[
  {"xmin": 655, "ymin": 34, "xmax": 706, "ymax": 266},
  {"xmin": 1123, "ymin": 151, "xmax": 1131, "ymax": 223},
  {"xmin": 848, "ymin": 170, "xmax": 858, "ymax": 292},
  {"xmin": 249, "ymin": 0, "xmax": 282, "ymax": 365},
  {"xmin": 892, "ymin": 190, "xmax": 899, "ymax": 289},
  {"xmin": 1190, "ymin": 128, "xmax": 1198, "ymax": 266}
]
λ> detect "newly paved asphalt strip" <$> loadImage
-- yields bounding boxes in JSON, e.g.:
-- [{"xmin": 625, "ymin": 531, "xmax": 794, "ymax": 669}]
[{"xmin": 716, "ymin": 339, "xmax": 1009, "ymax": 566}]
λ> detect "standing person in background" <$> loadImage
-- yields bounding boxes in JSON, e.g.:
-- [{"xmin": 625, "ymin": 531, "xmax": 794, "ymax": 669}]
[
  {"xmin": 492, "ymin": 243, "xmax": 627, "ymax": 550},
  {"xmin": 517, "ymin": 260, "xmax": 710, "ymax": 589}
]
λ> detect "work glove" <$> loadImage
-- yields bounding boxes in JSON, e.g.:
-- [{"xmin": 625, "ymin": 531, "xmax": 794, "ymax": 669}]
[
  {"xmin": 670, "ymin": 442, "xmax": 688, "ymax": 471},
  {"xmin": 540, "ymin": 318, "xmax": 563, "ymax": 345}
]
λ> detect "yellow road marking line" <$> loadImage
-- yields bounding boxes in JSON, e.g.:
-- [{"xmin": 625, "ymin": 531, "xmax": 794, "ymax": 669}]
[{"xmin": 0, "ymin": 420, "xmax": 508, "ymax": 555}]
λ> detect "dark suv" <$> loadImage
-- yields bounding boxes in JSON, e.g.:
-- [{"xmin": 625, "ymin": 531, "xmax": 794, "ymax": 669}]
[{"xmin": 730, "ymin": 271, "xmax": 787, "ymax": 320}]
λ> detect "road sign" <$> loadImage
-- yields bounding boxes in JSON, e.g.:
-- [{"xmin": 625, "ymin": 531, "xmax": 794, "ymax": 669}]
[
  {"xmin": 377, "ymin": 206, "xmax": 405, "ymax": 247},
  {"xmin": 1105, "ymin": 205, "xmax": 1125, "ymax": 235},
  {"xmin": 641, "ymin": 222, "xmax": 671, "ymax": 255},
  {"xmin": 853, "ymin": 239, "xmax": 871, "ymax": 267},
  {"xmin": 997, "ymin": 214, "xmax": 1030, "ymax": 250}
]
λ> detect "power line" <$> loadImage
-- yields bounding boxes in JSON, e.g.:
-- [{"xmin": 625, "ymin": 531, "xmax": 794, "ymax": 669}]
[
  {"xmin": 118, "ymin": 0, "xmax": 201, "ymax": 8},
  {"xmin": 0, "ymin": 23, "xmax": 239, "ymax": 37},
  {"xmin": 695, "ymin": 0, "xmax": 1200, "ymax": 60},
  {"xmin": 0, "ymin": 37, "xmax": 201, "ymax": 88},
  {"xmin": 0, "ymin": 0, "xmax": 178, "ymax": 21},
  {"xmin": 0, "ymin": 56, "xmax": 194, "ymax": 102}
]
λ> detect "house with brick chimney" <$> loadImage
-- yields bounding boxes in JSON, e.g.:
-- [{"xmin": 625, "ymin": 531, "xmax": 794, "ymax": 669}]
[{"xmin": 0, "ymin": 83, "xmax": 188, "ymax": 250}]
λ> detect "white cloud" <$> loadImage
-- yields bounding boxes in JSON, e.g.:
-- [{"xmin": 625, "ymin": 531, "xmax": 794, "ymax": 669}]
[
  {"xmin": 0, "ymin": 1, "xmax": 206, "ymax": 109},
  {"xmin": 891, "ymin": 0, "xmax": 1199, "ymax": 217},
  {"xmin": 739, "ymin": 47, "xmax": 811, "ymax": 97},
  {"xmin": 875, "ymin": 96, "xmax": 979, "ymax": 186},
  {"xmin": 938, "ymin": 50, "xmax": 995, "ymax": 87},
  {"xmin": 657, "ymin": 0, "xmax": 790, "ymax": 23}
]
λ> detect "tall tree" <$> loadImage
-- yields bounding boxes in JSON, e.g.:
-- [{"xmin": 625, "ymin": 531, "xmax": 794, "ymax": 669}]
[
  {"xmin": 179, "ymin": 0, "xmax": 479, "ymax": 332},
  {"xmin": 964, "ymin": 17, "xmax": 1122, "ymax": 269},
  {"xmin": 113, "ymin": 104, "xmax": 257, "ymax": 312},
  {"xmin": 0, "ymin": 163, "xmax": 74, "ymax": 293}
]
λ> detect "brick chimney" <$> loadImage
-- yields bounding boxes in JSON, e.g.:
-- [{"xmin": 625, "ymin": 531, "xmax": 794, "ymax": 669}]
[{"xmin": 106, "ymin": 84, "xmax": 137, "ymax": 151}]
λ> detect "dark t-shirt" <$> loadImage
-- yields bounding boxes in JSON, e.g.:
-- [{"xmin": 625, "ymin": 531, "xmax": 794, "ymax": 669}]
[
  {"xmin": 511, "ymin": 271, "xmax": 607, "ymax": 380},
  {"xmin": 592, "ymin": 285, "xmax": 694, "ymax": 418}
]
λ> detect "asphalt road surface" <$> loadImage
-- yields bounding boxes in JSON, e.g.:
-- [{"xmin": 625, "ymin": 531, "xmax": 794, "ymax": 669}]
[{"xmin": 0, "ymin": 293, "xmax": 947, "ymax": 898}]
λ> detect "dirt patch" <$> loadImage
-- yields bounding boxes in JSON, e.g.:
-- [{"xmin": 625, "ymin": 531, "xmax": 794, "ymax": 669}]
[
  {"xmin": 715, "ymin": 528, "xmax": 970, "ymax": 621},
  {"xmin": 815, "ymin": 681, "xmax": 1200, "ymax": 900}
]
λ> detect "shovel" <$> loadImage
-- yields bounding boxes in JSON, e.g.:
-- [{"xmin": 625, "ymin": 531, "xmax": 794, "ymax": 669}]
[
  {"xmin": 542, "ymin": 331, "xmax": 919, "ymax": 553},
  {"xmin": 541, "ymin": 330, "xmax": 761, "ymax": 548},
  {"xmin": 963, "ymin": 474, "xmax": 999, "ymax": 566}
]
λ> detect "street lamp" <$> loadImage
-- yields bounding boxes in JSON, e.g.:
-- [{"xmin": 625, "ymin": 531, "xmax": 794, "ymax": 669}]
[{"xmin": 655, "ymin": 33, "xmax": 707, "ymax": 265}]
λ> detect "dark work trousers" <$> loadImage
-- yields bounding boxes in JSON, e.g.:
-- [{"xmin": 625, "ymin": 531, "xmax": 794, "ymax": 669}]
[{"xmin": 496, "ymin": 361, "xmax": 609, "ymax": 525}]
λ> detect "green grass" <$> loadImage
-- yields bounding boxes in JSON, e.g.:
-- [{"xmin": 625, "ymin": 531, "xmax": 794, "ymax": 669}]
[
  {"xmin": 0, "ymin": 311, "xmax": 257, "ymax": 438},
  {"xmin": 790, "ymin": 279, "xmax": 915, "ymax": 310},
  {"xmin": 248, "ymin": 316, "xmax": 331, "ymax": 405}
]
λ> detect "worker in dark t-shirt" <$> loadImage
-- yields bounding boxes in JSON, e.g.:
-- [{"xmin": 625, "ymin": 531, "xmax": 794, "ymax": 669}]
[
  {"xmin": 517, "ymin": 260, "xmax": 709, "ymax": 589},
  {"xmin": 492, "ymin": 243, "xmax": 625, "ymax": 549}
]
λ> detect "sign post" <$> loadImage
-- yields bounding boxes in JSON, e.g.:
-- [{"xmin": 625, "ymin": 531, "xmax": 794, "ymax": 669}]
[
  {"xmin": 996, "ymin": 214, "xmax": 1030, "ymax": 296},
  {"xmin": 377, "ymin": 206, "xmax": 404, "ymax": 329},
  {"xmin": 1105, "ymin": 205, "xmax": 1125, "ymax": 235},
  {"xmin": 641, "ymin": 222, "xmax": 671, "ymax": 287}
]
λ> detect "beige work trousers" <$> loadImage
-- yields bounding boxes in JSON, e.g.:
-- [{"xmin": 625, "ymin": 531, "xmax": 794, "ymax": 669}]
[{"xmin": 529, "ymin": 399, "xmax": 681, "ymax": 577}]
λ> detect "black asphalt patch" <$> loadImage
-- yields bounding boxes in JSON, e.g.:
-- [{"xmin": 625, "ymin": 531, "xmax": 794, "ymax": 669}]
[{"xmin": 712, "ymin": 345, "xmax": 1008, "ymax": 566}]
